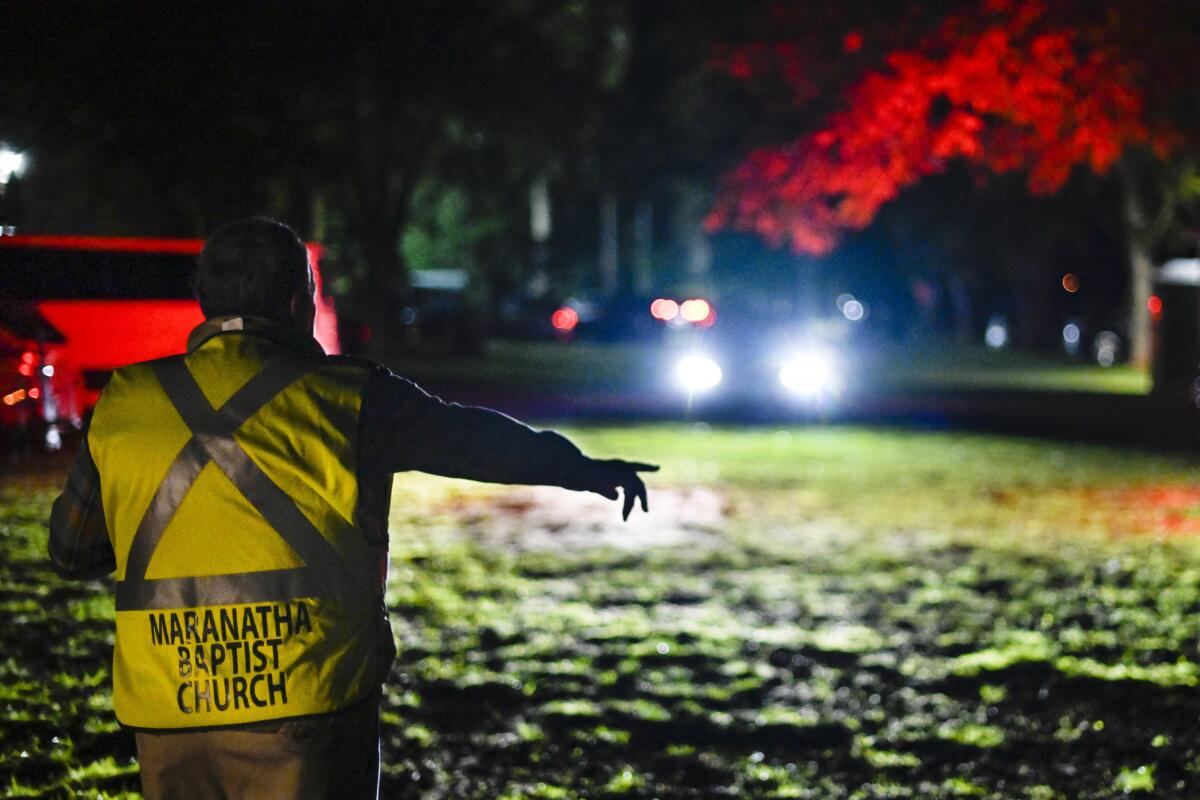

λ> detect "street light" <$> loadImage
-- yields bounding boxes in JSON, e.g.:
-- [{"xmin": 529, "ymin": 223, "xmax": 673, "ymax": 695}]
[{"xmin": 0, "ymin": 146, "xmax": 27, "ymax": 187}]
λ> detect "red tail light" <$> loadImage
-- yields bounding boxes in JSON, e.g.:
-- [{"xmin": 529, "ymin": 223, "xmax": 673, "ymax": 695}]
[{"xmin": 551, "ymin": 307, "xmax": 579, "ymax": 331}]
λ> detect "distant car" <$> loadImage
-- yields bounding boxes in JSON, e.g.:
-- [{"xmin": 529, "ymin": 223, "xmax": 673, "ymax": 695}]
[
  {"xmin": 493, "ymin": 291, "xmax": 641, "ymax": 344},
  {"xmin": 493, "ymin": 294, "xmax": 576, "ymax": 341},
  {"xmin": 575, "ymin": 295, "xmax": 660, "ymax": 343},
  {"xmin": 658, "ymin": 300, "xmax": 851, "ymax": 410},
  {"xmin": 391, "ymin": 268, "xmax": 486, "ymax": 353}
]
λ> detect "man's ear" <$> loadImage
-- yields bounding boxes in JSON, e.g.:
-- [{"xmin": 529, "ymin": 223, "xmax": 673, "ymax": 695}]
[{"xmin": 290, "ymin": 281, "xmax": 317, "ymax": 332}]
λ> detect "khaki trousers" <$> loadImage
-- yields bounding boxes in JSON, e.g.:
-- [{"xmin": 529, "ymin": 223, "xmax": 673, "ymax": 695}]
[{"xmin": 134, "ymin": 694, "xmax": 380, "ymax": 800}]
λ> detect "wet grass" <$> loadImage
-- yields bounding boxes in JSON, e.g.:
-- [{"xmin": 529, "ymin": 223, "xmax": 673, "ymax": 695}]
[
  {"xmin": 0, "ymin": 472, "xmax": 136, "ymax": 799},
  {"xmin": 379, "ymin": 339, "xmax": 1150, "ymax": 396},
  {"xmin": 4, "ymin": 425, "xmax": 1200, "ymax": 797},
  {"xmin": 860, "ymin": 341, "xmax": 1150, "ymax": 395}
]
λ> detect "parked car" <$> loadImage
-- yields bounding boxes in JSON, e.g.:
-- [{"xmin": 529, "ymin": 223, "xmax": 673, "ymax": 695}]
[
  {"xmin": 659, "ymin": 298, "xmax": 851, "ymax": 410},
  {"xmin": 395, "ymin": 269, "xmax": 486, "ymax": 353},
  {"xmin": 0, "ymin": 234, "xmax": 340, "ymax": 410},
  {"xmin": 0, "ymin": 300, "xmax": 80, "ymax": 450}
]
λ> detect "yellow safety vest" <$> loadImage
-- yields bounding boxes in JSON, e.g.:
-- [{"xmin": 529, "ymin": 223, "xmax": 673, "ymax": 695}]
[{"xmin": 88, "ymin": 330, "xmax": 387, "ymax": 730}]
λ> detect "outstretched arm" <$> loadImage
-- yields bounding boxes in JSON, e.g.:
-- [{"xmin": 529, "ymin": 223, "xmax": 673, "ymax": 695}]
[{"xmin": 359, "ymin": 367, "xmax": 656, "ymax": 518}]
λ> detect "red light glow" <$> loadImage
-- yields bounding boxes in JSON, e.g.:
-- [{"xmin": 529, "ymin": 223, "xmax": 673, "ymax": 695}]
[
  {"xmin": 650, "ymin": 298, "xmax": 679, "ymax": 321},
  {"xmin": 37, "ymin": 300, "xmax": 204, "ymax": 370},
  {"xmin": 0, "ymin": 234, "xmax": 325, "ymax": 261},
  {"xmin": 680, "ymin": 299, "xmax": 712, "ymax": 323},
  {"xmin": 551, "ymin": 307, "xmax": 579, "ymax": 332},
  {"xmin": 28, "ymin": 387, "xmax": 40, "ymax": 400},
  {"xmin": 710, "ymin": 3, "xmax": 1169, "ymax": 258},
  {"xmin": 1148, "ymin": 295, "xmax": 1163, "ymax": 317},
  {"xmin": 2, "ymin": 236, "xmax": 337, "ymax": 359},
  {"xmin": 0, "ymin": 235, "xmax": 203, "ymax": 255},
  {"xmin": 7, "ymin": 235, "xmax": 340, "ymax": 411},
  {"xmin": 307, "ymin": 246, "xmax": 339, "ymax": 354}
]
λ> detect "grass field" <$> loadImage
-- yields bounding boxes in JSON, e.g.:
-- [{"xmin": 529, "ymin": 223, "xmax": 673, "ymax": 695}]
[
  {"xmin": 4, "ymin": 425, "xmax": 1200, "ymax": 798},
  {"xmin": 378, "ymin": 339, "xmax": 1151, "ymax": 396}
]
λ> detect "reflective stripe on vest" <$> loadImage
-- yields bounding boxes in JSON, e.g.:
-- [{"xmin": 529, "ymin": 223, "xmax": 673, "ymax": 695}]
[
  {"xmin": 115, "ymin": 357, "xmax": 352, "ymax": 611},
  {"xmin": 96, "ymin": 344, "xmax": 380, "ymax": 730}
]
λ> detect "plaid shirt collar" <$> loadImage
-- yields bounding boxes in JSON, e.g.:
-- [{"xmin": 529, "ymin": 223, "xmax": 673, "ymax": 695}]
[{"xmin": 186, "ymin": 316, "xmax": 325, "ymax": 357}]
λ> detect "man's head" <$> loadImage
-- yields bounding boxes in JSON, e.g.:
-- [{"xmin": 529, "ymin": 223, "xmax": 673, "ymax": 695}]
[{"xmin": 195, "ymin": 217, "xmax": 315, "ymax": 331}]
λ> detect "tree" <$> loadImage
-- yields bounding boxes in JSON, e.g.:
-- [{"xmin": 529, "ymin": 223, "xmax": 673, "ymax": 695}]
[
  {"xmin": 708, "ymin": 0, "xmax": 1200, "ymax": 365},
  {"xmin": 0, "ymin": 2, "xmax": 619, "ymax": 323}
]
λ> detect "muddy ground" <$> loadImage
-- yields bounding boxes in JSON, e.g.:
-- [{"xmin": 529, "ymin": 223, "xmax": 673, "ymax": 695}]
[{"xmin": 4, "ymin": 425, "xmax": 1200, "ymax": 798}]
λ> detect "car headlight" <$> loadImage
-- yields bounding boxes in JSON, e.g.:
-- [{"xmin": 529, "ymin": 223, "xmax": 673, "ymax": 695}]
[
  {"xmin": 674, "ymin": 354, "xmax": 723, "ymax": 393},
  {"xmin": 779, "ymin": 349, "xmax": 839, "ymax": 398}
]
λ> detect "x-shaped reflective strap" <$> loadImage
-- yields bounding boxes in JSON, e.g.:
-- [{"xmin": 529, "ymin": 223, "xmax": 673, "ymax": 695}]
[{"xmin": 116, "ymin": 356, "xmax": 352, "ymax": 612}]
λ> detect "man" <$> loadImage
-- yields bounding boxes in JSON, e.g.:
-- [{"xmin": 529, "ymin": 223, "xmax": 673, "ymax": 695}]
[{"xmin": 48, "ymin": 217, "xmax": 655, "ymax": 799}]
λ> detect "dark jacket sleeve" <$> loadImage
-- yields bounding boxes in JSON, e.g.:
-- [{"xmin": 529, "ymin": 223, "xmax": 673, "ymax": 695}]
[
  {"xmin": 358, "ymin": 365, "xmax": 598, "ymax": 489},
  {"xmin": 48, "ymin": 428, "xmax": 117, "ymax": 580}
]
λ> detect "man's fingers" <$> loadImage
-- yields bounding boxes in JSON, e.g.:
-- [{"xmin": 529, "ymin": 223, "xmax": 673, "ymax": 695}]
[
  {"xmin": 598, "ymin": 459, "xmax": 659, "ymax": 473},
  {"xmin": 629, "ymin": 476, "xmax": 649, "ymax": 514},
  {"xmin": 591, "ymin": 460, "xmax": 655, "ymax": 518},
  {"xmin": 617, "ymin": 478, "xmax": 649, "ymax": 520}
]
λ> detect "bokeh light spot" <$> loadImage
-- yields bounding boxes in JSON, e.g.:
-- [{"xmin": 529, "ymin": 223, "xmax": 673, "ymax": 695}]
[{"xmin": 551, "ymin": 307, "xmax": 579, "ymax": 332}]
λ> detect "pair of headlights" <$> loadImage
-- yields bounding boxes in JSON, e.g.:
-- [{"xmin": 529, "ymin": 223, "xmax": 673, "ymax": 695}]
[{"xmin": 674, "ymin": 350, "xmax": 840, "ymax": 398}]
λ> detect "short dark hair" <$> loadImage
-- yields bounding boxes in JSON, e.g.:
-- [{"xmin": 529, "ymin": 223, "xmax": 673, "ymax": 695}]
[{"xmin": 194, "ymin": 217, "xmax": 311, "ymax": 320}]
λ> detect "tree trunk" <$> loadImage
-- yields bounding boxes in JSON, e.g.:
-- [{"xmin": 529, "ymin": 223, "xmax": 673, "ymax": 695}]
[
  {"xmin": 1122, "ymin": 181, "xmax": 1154, "ymax": 370},
  {"xmin": 1006, "ymin": 253, "xmax": 1052, "ymax": 350},
  {"xmin": 529, "ymin": 176, "xmax": 552, "ymax": 296},
  {"xmin": 632, "ymin": 198, "xmax": 653, "ymax": 295},
  {"xmin": 599, "ymin": 189, "xmax": 619, "ymax": 295},
  {"xmin": 946, "ymin": 272, "xmax": 974, "ymax": 343},
  {"xmin": 1126, "ymin": 235, "xmax": 1154, "ymax": 370},
  {"xmin": 529, "ymin": 176, "xmax": 552, "ymax": 243},
  {"xmin": 351, "ymin": 213, "xmax": 409, "ymax": 329},
  {"xmin": 687, "ymin": 229, "xmax": 712, "ymax": 281}
]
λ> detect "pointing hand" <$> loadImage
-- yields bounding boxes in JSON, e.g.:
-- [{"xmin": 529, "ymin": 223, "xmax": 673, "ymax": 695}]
[{"xmin": 586, "ymin": 459, "xmax": 659, "ymax": 521}]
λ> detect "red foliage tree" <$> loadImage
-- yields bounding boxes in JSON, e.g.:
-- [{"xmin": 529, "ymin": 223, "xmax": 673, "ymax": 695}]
[{"xmin": 709, "ymin": 0, "xmax": 1195, "ymax": 365}]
